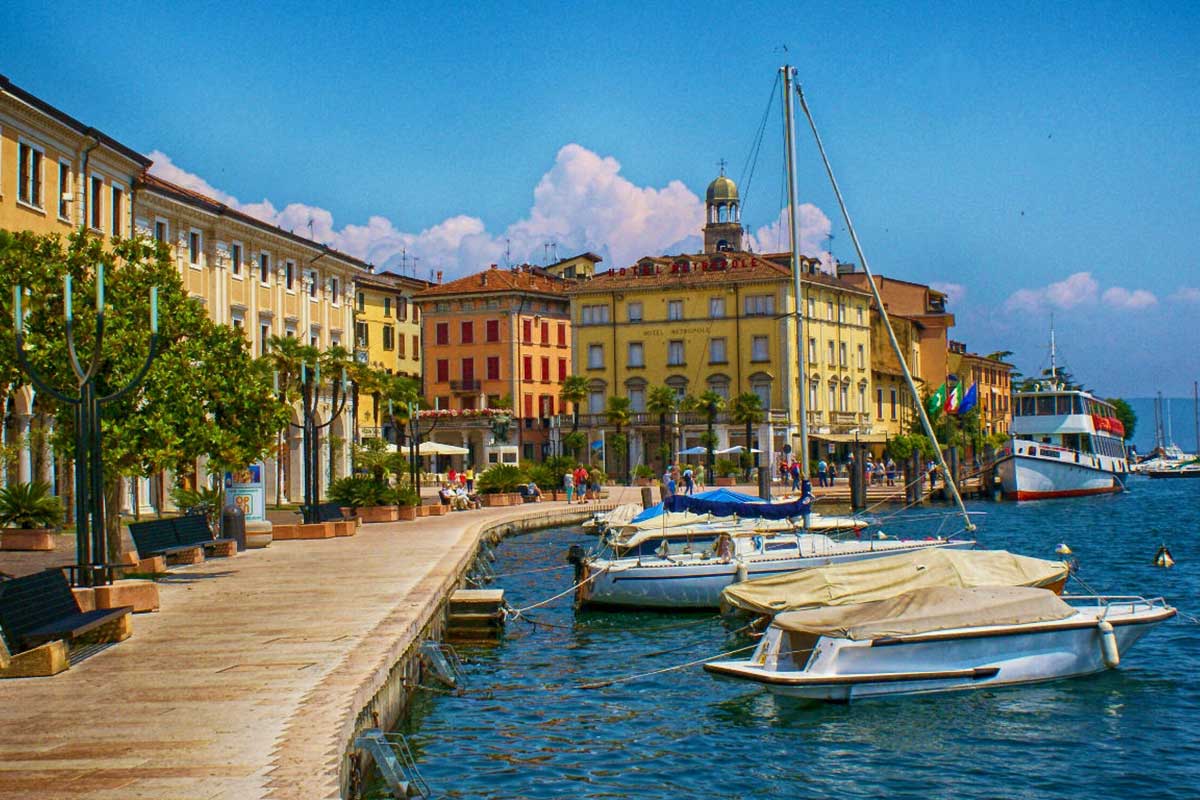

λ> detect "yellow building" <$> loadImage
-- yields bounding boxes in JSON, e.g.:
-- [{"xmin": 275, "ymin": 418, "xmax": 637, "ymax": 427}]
[
  {"xmin": 566, "ymin": 171, "xmax": 874, "ymax": 470},
  {"xmin": 0, "ymin": 75, "xmax": 151, "ymax": 499},
  {"xmin": 868, "ymin": 307, "xmax": 924, "ymax": 445},
  {"xmin": 135, "ymin": 174, "xmax": 371, "ymax": 504},
  {"xmin": 352, "ymin": 269, "xmax": 430, "ymax": 440},
  {"xmin": 948, "ymin": 341, "xmax": 1014, "ymax": 436}
]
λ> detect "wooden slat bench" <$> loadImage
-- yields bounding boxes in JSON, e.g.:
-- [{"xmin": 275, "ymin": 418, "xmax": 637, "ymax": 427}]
[
  {"xmin": 309, "ymin": 503, "xmax": 356, "ymax": 537},
  {"xmin": 0, "ymin": 569, "xmax": 132, "ymax": 656},
  {"xmin": 128, "ymin": 518, "xmax": 204, "ymax": 565},
  {"xmin": 172, "ymin": 514, "xmax": 238, "ymax": 557}
]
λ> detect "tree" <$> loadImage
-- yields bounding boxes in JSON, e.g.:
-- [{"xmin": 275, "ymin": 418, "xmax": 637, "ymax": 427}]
[
  {"xmin": 605, "ymin": 395, "xmax": 633, "ymax": 484},
  {"xmin": 1, "ymin": 229, "xmax": 287, "ymax": 559},
  {"xmin": 1107, "ymin": 398, "xmax": 1137, "ymax": 442},
  {"xmin": 559, "ymin": 375, "xmax": 588, "ymax": 457},
  {"xmin": 646, "ymin": 386, "xmax": 678, "ymax": 469},
  {"xmin": 728, "ymin": 392, "xmax": 765, "ymax": 480},
  {"xmin": 686, "ymin": 390, "xmax": 726, "ymax": 480}
]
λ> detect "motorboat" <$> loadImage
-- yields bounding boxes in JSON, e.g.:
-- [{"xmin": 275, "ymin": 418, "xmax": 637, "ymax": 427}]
[
  {"xmin": 704, "ymin": 585, "xmax": 1175, "ymax": 702},
  {"xmin": 570, "ymin": 492, "xmax": 973, "ymax": 610},
  {"xmin": 720, "ymin": 548, "xmax": 1070, "ymax": 617}
]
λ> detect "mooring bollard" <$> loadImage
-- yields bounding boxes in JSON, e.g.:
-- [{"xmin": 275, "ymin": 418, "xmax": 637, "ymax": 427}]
[{"xmin": 640, "ymin": 486, "xmax": 654, "ymax": 509}]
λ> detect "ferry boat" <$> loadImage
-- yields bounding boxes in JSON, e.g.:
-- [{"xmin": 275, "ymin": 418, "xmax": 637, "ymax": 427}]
[{"xmin": 996, "ymin": 387, "xmax": 1130, "ymax": 500}]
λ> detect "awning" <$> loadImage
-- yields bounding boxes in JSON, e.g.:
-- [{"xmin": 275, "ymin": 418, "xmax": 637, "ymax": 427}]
[
  {"xmin": 417, "ymin": 441, "xmax": 469, "ymax": 456},
  {"xmin": 806, "ymin": 432, "xmax": 889, "ymax": 444},
  {"xmin": 715, "ymin": 445, "xmax": 761, "ymax": 454},
  {"xmin": 678, "ymin": 446, "xmax": 708, "ymax": 455}
]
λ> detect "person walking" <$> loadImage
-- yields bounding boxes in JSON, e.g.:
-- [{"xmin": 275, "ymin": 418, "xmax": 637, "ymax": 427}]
[
  {"xmin": 683, "ymin": 467, "xmax": 695, "ymax": 495},
  {"xmin": 790, "ymin": 460, "xmax": 801, "ymax": 492},
  {"xmin": 465, "ymin": 466, "xmax": 475, "ymax": 493},
  {"xmin": 563, "ymin": 469, "xmax": 575, "ymax": 504},
  {"xmin": 817, "ymin": 458, "xmax": 828, "ymax": 488},
  {"xmin": 694, "ymin": 463, "xmax": 706, "ymax": 491},
  {"xmin": 886, "ymin": 457, "xmax": 896, "ymax": 486}
]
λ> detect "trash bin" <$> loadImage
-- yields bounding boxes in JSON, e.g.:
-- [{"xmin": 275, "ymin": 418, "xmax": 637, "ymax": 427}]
[{"xmin": 222, "ymin": 504, "xmax": 246, "ymax": 551}]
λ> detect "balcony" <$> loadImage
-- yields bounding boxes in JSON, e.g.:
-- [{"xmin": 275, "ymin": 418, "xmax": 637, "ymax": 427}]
[{"xmin": 449, "ymin": 379, "xmax": 481, "ymax": 393}]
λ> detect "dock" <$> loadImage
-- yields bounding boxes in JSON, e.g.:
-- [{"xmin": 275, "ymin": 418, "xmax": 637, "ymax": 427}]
[{"xmin": 0, "ymin": 493, "xmax": 636, "ymax": 800}]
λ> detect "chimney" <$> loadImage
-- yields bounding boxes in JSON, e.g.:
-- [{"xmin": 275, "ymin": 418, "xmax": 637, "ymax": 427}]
[
  {"xmin": 481, "ymin": 273, "xmax": 488, "ymax": 287},
  {"xmin": 436, "ymin": 270, "xmax": 443, "ymax": 284}
]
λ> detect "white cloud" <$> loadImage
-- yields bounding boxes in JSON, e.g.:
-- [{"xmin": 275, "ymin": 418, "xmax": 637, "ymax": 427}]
[
  {"xmin": 1101, "ymin": 286, "xmax": 1157, "ymax": 310},
  {"xmin": 930, "ymin": 282, "xmax": 967, "ymax": 305},
  {"xmin": 148, "ymin": 144, "xmax": 822, "ymax": 279},
  {"xmin": 1170, "ymin": 286, "xmax": 1200, "ymax": 304},
  {"xmin": 744, "ymin": 204, "xmax": 834, "ymax": 269},
  {"xmin": 1005, "ymin": 271, "xmax": 1099, "ymax": 312}
]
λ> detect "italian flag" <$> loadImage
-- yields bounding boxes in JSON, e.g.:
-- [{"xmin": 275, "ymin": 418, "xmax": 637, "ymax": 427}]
[
  {"xmin": 927, "ymin": 384, "xmax": 947, "ymax": 415},
  {"xmin": 944, "ymin": 381, "xmax": 964, "ymax": 414}
]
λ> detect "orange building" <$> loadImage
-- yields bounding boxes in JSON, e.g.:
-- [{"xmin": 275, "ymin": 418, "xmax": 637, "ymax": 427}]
[
  {"xmin": 414, "ymin": 264, "xmax": 573, "ymax": 463},
  {"xmin": 948, "ymin": 341, "xmax": 1014, "ymax": 436}
]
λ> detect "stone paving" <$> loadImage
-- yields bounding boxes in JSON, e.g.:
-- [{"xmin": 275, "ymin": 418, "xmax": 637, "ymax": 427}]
[{"xmin": 0, "ymin": 492, "xmax": 641, "ymax": 800}]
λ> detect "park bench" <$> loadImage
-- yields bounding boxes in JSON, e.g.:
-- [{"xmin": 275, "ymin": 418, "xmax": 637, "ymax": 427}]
[
  {"xmin": 310, "ymin": 502, "xmax": 356, "ymax": 536},
  {"xmin": 127, "ymin": 518, "xmax": 204, "ymax": 565},
  {"xmin": 0, "ymin": 569, "xmax": 132, "ymax": 657},
  {"xmin": 172, "ymin": 513, "xmax": 238, "ymax": 557}
]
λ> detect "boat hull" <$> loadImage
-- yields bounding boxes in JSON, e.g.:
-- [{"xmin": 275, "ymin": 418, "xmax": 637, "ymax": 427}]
[
  {"xmin": 997, "ymin": 452, "xmax": 1123, "ymax": 500},
  {"xmin": 705, "ymin": 602, "xmax": 1173, "ymax": 701},
  {"xmin": 579, "ymin": 540, "xmax": 975, "ymax": 610}
]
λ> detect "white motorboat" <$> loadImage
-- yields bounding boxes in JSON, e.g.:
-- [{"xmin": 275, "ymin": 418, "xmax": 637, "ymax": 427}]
[
  {"xmin": 704, "ymin": 585, "xmax": 1175, "ymax": 702},
  {"xmin": 572, "ymin": 528, "xmax": 974, "ymax": 610}
]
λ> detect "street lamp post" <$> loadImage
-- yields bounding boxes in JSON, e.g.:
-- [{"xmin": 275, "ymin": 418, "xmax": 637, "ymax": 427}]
[
  {"xmin": 287, "ymin": 362, "xmax": 348, "ymax": 523},
  {"xmin": 13, "ymin": 269, "xmax": 160, "ymax": 587}
]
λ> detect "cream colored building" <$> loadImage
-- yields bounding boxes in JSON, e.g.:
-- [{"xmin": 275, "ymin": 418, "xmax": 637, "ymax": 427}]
[
  {"xmin": 0, "ymin": 75, "xmax": 152, "ymax": 500},
  {"xmin": 135, "ymin": 174, "xmax": 371, "ymax": 504},
  {"xmin": 352, "ymin": 269, "xmax": 429, "ymax": 441}
]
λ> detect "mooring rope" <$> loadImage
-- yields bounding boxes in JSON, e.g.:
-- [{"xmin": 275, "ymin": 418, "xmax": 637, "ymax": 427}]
[
  {"xmin": 505, "ymin": 566, "xmax": 609, "ymax": 618},
  {"xmin": 577, "ymin": 642, "xmax": 760, "ymax": 690}
]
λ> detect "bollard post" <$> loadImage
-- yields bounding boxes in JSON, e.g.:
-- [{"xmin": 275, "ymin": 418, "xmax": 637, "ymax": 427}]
[
  {"xmin": 911, "ymin": 451, "xmax": 924, "ymax": 505},
  {"xmin": 640, "ymin": 486, "xmax": 654, "ymax": 510}
]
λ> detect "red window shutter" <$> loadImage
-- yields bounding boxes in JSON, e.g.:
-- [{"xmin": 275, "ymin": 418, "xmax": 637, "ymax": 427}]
[
  {"xmin": 486, "ymin": 319, "xmax": 499, "ymax": 342},
  {"xmin": 487, "ymin": 356, "xmax": 500, "ymax": 380},
  {"xmin": 523, "ymin": 319, "xmax": 532, "ymax": 342},
  {"xmin": 523, "ymin": 394, "xmax": 533, "ymax": 418},
  {"xmin": 461, "ymin": 321, "xmax": 473, "ymax": 344},
  {"xmin": 541, "ymin": 357, "xmax": 550, "ymax": 381},
  {"xmin": 523, "ymin": 356, "xmax": 533, "ymax": 382},
  {"xmin": 436, "ymin": 359, "xmax": 449, "ymax": 382},
  {"xmin": 541, "ymin": 321, "xmax": 549, "ymax": 343},
  {"xmin": 435, "ymin": 323, "xmax": 448, "ymax": 345},
  {"xmin": 557, "ymin": 323, "xmax": 566, "ymax": 346},
  {"xmin": 558, "ymin": 358, "xmax": 567, "ymax": 382}
]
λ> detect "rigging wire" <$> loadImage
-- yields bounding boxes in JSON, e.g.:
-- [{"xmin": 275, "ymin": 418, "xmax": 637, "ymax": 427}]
[{"xmin": 737, "ymin": 72, "xmax": 780, "ymax": 217}]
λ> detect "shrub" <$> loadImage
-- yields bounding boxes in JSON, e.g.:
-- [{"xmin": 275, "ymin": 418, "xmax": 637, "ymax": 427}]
[
  {"xmin": 0, "ymin": 481, "xmax": 63, "ymax": 529},
  {"xmin": 392, "ymin": 485, "xmax": 421, "ymax": 508},
  {"xmin": 633, "ymin": 464, "xmax": 655, "ymax": 480},
  {"xmin": 714, "ymin": 459, "xmax": 740, "ymax": 478},
  {"xmin": 476, "ymin": 464, "xmax": 527, "ymax": 494},
  {"xmin": 524, "ymin": 462, "xmax": 556, "ymax": 490},
  {"xmin": 328, "ymin": 475, "xmax": 390, "ymax": 508},
  {"xmin": 543, "ymin": 455, "xmax": 575, "ymax": 489},
  {"xmin": 170, "ymin": 483, "xmax": 224, "ymax": 530}
]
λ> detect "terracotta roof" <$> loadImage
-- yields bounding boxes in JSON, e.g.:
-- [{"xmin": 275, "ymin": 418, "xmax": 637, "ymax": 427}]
[
  {"xmin": 414, "ymin": 266, "xmax": 568, "ymax": 299},
  {"xmin": 568, "ymin": 250, "xmax": 869, "ymax": 296},
  {"xmin": 355, "ymin": 270, "xmax": 432, "ymax": 292},
  {"xmin": 137, "ymin": 173, "xmax": 372, "ymax": 270}
]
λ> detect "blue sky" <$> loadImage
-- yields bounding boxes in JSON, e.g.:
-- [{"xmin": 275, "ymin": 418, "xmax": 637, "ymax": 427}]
[{"xmin": 3, "ymin": 1, "xmax": 1197, "ymax": 395}]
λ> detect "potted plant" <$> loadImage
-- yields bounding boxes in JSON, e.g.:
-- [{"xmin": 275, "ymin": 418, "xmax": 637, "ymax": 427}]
[
  {"xmin": 328, "ymin": 476, "xmax": 397, "ymax": 523},
  {"xmin": 0, "ymin": 481, "xmax": 63, "ymax": 551},
  {"xmin": 476, "ymin": 464, "xmax": 527, "ymax": 506},
  {"xmin": 714, "ymin": 459, "xmax": 740, "ymax": 486},
  {"xmin": 394, "ymin": 486, "xmax": 420, "ymax": 521},
  {"xmin": 632, "ymin": 464, "xmax": 655, "ymax": 486}
]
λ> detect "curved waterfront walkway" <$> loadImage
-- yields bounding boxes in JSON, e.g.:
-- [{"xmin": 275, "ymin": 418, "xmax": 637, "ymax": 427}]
[{"xmin": 0, "ymin": 492, "xmax": 642, "ymax": 800}]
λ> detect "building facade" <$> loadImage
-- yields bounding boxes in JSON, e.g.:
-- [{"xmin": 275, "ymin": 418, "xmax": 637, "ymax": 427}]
[
  {"xmin": 414, "ymin": 264, "xmax": 574, "ymax": 464},
  {"xmin": 352, "ymin": 270, "xmax": 429, "ymax": 441},
  {"xmin": 0, "ymin": 76, "xmax": 151, "ymax": 502},
  {"xmin": 135, "ymin": 174, "xmax": 371, "ymax": 504},
  {"xmin": 948, "ymin": 341, "xmax": 1014, "ymax": 436},
  {"xmin": 566, "ymin": 171, "xmax": 875, "ymax": 472}
]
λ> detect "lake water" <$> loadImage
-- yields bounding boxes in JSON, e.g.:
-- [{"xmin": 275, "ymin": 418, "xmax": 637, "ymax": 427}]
[{"xmin": 386, "ymin": 478, "xmax": 1200, "ymax": 799}]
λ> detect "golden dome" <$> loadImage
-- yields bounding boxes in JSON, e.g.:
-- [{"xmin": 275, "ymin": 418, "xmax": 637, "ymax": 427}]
[{"xmin": 706, "ymin": 174, "xmax": 738, "ymax": 203}]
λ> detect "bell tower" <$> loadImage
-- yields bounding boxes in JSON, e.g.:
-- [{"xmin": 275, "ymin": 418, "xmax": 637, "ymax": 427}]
[{"xmin": 703, "ymin": 162, "xmax": 743, "ymax": 253}]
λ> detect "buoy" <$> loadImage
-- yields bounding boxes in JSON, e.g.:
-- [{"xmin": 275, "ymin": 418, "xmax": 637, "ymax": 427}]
[
  {"xmin": 1055, "ymin": 543, "xmax": 1072, "ymax": 556},
  {"xmin": 1097, "ymin": 620, "xmax": 1120, "ymax": 667},
  {"xmin": 735, "ymin": 562, "xmax": 749, "ymax": 583},
  {"xmin": 876, "ymin": 531, "xmax": 888, "ymax": 540},
  {"xmin": 1154, "ymin": 545, "xmax": 1175, "ymax": 568}
]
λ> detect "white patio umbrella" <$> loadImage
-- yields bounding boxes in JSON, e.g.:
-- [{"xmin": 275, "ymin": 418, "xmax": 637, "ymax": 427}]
[
  {"xmin": 716, "ymin": 445, "xmax": 762, "ymax": 455},
  {"xmin": 679, "ymin": 446, "xmax": 708, "ymax": 455},
  {"xmin": 417, "ymin": 441, "xmax": 470, "ymax": 456}
]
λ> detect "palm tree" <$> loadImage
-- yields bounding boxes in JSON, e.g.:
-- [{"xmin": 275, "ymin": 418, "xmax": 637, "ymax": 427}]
[
  {"xmin": 729, "ymin": 392, "xmax": 766, "ymax": 481},
  {"xmin": 605, "ymin": 395, "xmax": 633, "ymax": 484},
  {"xmin": 559, "ymin": 375, "xmax": 589, "ymax": 457},
  {"xmin": 686, "ymin": 390, "xmax": 726, "ymax": 481},
  {"xmin": 647, "ymin": 386, "xmax": 678, "ymax": 469}
]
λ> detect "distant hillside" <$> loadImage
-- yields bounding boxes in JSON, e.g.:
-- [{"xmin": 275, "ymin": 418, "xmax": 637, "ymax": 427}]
[{"xmin": 1123, "ymin": 396, "xmax": 1199, "ymax": 455}]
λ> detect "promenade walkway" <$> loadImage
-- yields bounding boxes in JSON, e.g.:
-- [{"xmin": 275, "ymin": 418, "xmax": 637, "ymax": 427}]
[{"xmin": 0, "ymin": 492, "xmax": 641, "ymax": 800}]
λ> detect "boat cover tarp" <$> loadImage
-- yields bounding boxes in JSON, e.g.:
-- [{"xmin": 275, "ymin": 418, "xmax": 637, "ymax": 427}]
[
  {"xmin": 661, "ymin": 493, "xmax": 810, "ymax": 520},
  {"xmin": 722, "ymin": 549, "xmax": 1069, "ymax": 615},
  {"xmin": 772, "ymin": 585, "xmax": 1075, "ymax": 640},
  {"xmin": 629, "ymin": 488, "xmax": 762, "ymax": 524}
]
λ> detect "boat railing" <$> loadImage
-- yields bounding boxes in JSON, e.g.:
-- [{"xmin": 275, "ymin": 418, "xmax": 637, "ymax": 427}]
[{"xmin": 1063, "ymin": 594, "xmax": 1169, "ymax": 616}]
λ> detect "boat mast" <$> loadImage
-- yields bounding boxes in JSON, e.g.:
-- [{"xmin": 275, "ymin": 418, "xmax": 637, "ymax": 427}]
[
  {"xmin": 1049, "ymin": 313, "xmax": 1057, "ymax": 388},
  {"xmin": 781, "ymin": 65, "xmax": 810, "ymax": 481},
  {"xmin": 794, "ymin": 83, "xmax": 975, "ymax": 532},
  {"xmin": 1194, "ymin": 381, "xmax": 1199, "ymax": 457}
]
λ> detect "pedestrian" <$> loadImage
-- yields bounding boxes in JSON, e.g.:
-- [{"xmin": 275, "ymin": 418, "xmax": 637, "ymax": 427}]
[
  {"xmin": 790, "ymin": 460, "xmax": 801, "ymax": 492},
  {"xmin": 563, "ymin": 469, "xmax": 575, "ymax": 504},
  {"xmin": 694, "ymin": 463, "xmax": 706, "ymax": 490},
  {"xmin": 666, "ymin": 473, "xmax": 677, "ymax": 497},
  {"xmin": 886, "ymin": 458, "xmax": 896, "ymax": 486},
  {"xmin": 828, "ymin": 458, "xmax": 836, "ymax": 487},
  {"xmin": 927, "ymin": 460, "xmax": 937, "ymax": 488},
  {"xmin": 465, "ymin": 466, "xmax": 475, "ymax": 493},
  {"xmin": 575, "ymin": 465, "xmax": 589, "ymax": 503},
  {"xmin": 817, "ymin": 458, "xmax": 828, "ymax": 488},
  {"xmin": 683, "ymin": 467, "xmax": 695, "ymax": 495},
  {"xmin": 779, "ymin": 458, "xmax": 789, "ymax": 485}
]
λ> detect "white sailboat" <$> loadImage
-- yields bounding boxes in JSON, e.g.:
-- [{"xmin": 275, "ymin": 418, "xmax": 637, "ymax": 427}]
[{"xmin": 571, "ymin": 66, "xmax": 978, "ymax": 611}]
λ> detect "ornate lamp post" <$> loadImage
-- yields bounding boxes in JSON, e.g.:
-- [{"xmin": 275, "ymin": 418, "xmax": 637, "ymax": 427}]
[
  {"xmin": 285, "ymin": 361, "xmax": 348, "ymax": 523},
  {"xmin": 13, "ymin": 268, "xmax": 160, "ymax": 587}
]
